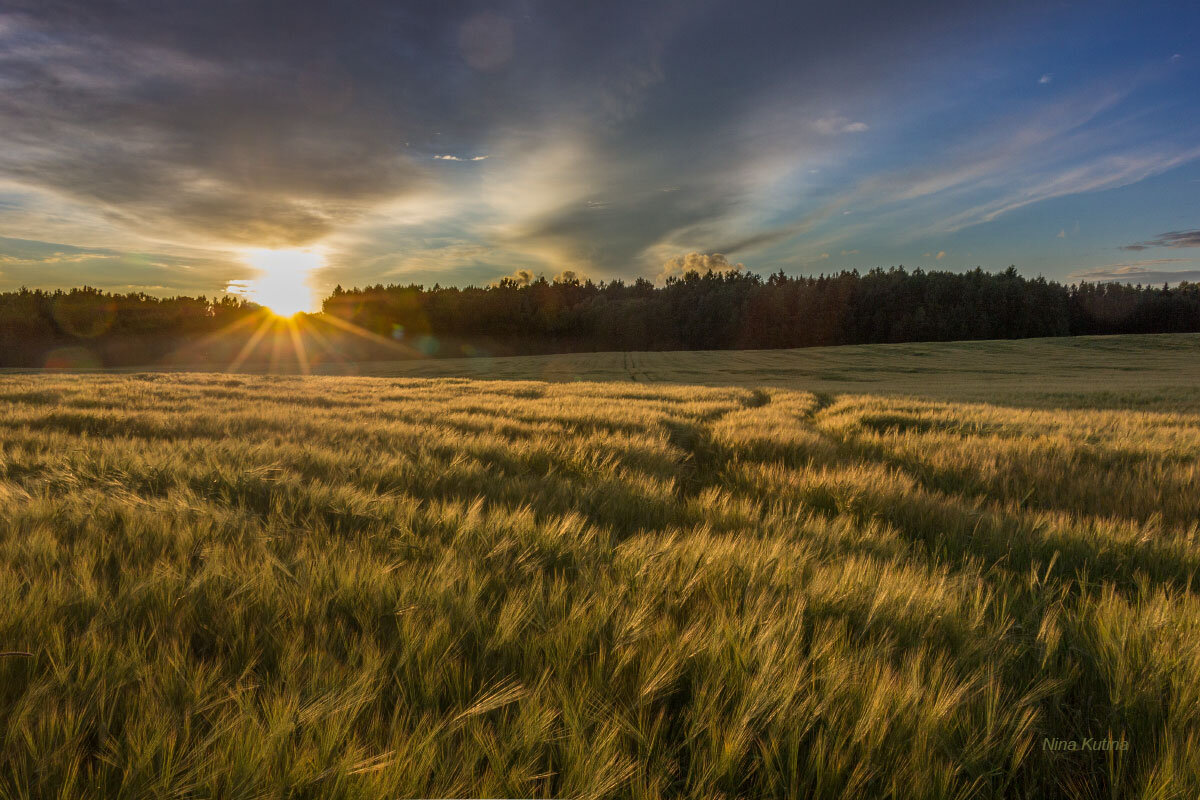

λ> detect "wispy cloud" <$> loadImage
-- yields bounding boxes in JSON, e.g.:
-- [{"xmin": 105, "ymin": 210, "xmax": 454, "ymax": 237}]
[
  {"xmin": 927, "ymin": 145, "xmax": 1200, "ymax": 234},
  {"xmin": 812, "ymin": 115, "xmax": 870, "ymax": 135},
  {"xmin": 1121, "ymin": 229, "xmax": 1200, "ymax": 250},
  {"xmin": 0, "ymin": 235, "xmax": 242, "ymax": 292},
  {"xmin": 1068, "ymin": 258, "xmax": 1200, "ymax": 284},
  {"xmin": 821, "ymin": 77, "xmax": 1199, "ymax": 241},
  {"xmin": 0, "ymin": 0, "xmax": 1196, "ymax": 294}
]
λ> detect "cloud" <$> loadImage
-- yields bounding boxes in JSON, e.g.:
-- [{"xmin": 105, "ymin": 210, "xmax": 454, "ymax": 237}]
[
  {"xmin": 0, "ymin": 0, "xmax": 1191, "ymax": 296},
  {"xmin": 658, "ymin": 252, "xmax": 743, "ymax": 282},
  {"xmin": 1038, "ymin": 73, "xmax": 1053, "ymax": 84},
  {"xmin": 1057, "ymin": 229, "xmax": 1066, "ymax": 238},
  {"xmin": 927, "ymin": 144, "xmax": 1200, "ymax": 234},
  {"xmin": 0, "ymin": 12, "xmax": 429, "ymax": 248},
  {"xmin": 0, "ymin": 235, "xmax": 242, "ymax": 293},
  {"xmin": 935, "ymin": 250, "xmax": 946, "ymax": 260},
  {"xmin": 485, "ymin": 133, "xmax": 750, "ymax": 276},
  {"xmin": 553, "ymin": 268, "xmax": 587, "ymax": 283},
  {"xmin": 494, "ymin": 267, "xmax": 537, "ymax": 286},
  {"xmin": 823, "ymin": 79, "xmax": 1200, "ymax": 241},
  {"xmin": 840, "ymin": 249, "xmax": 859, "ymax": 255},
  {"xmin": 813, "ymin": 115, "xmax": 870, "ymax": 135},
  {"xmin": 1068, "ymin": 259, "xmax": 1200, "ymax": 284},
  {"xmin": 1121, "ymin": 230, "xmax": 1200, "ymax": 250}
]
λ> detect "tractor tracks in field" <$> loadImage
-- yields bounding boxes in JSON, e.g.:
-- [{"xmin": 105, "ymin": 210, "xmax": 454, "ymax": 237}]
[
  {"xmin": 623, "ymin": 351, "xmax": 645, "ymax": 382},
  {"xmin": 662, "ymin": 388, "xmax": 775, "ymax": 501},
  {"xmin": 621, "ymin": 352, "xmax": 637, "ymax": 382},
  {"xmin": 622, "ymin": 351, "xmax": 661, "ymax": 383},
  {"xmin": 661, "ymin": 388, "xmax": 847, "ymax": 503}
]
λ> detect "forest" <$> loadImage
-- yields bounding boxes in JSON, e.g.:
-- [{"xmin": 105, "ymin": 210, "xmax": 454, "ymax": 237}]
[{"xmin": 1, "ymin": 266, "xmax": 1198, "ymax": 368}]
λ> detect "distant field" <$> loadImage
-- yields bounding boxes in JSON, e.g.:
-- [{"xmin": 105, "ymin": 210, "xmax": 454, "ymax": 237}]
[
  {"xmin": 304, "ymin": 332, "xmax": 1200, "ymax": 411},
  {"xmin": 1, "ymin": 336, "xmax": 1199, "ymax": 797}
]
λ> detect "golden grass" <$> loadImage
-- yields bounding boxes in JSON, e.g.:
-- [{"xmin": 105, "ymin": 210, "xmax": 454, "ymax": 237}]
[
  {"xmin": 279, "ymin": 332, "xmax": 1200, "ymax": 411},
  {"xmin": 0, "ymin": 344, "xmax": 1198, "ymax": 797}
]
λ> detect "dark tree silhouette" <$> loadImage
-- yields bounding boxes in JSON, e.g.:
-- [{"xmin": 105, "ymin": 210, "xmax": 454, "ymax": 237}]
[{"xmin": 0, "ymin": 269, "xmax": 1197, "ymax": 368}]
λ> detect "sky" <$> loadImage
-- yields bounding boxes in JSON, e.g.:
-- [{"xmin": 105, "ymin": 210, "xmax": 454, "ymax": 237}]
[{"xmin": 0, "ymin": 0, "xmax": 1197, "ymax": 304}]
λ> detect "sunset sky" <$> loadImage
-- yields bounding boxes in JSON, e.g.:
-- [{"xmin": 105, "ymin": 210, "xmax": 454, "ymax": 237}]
[{"xmin": 0, "ymin": 0, "xmax": 1197, "ymax": 301}]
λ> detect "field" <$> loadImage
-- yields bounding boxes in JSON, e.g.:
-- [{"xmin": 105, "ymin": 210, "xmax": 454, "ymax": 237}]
[
  {"xmin": 304, "ymin": 333, "xmax": 1200, "ymax": 410},
  {"xmin": 1, "ymin": 334, "xmax": 1199, "ymax": 798}
]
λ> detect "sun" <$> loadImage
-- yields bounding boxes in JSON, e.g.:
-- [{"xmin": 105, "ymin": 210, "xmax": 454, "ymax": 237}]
[{"xmin": 231, "ymin": 248, "xmax": 322, "ymax": 317}]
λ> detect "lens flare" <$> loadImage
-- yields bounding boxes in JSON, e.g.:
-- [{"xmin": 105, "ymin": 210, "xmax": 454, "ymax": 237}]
[{"xmin": 229, "ymin": 249, "xmax": 322, "ymax": 317}]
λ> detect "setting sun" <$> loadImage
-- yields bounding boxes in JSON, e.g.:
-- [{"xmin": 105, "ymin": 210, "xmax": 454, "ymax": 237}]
[{"xmin": 229, "ymin": 249, "xmax": 322, "ymax": 317}]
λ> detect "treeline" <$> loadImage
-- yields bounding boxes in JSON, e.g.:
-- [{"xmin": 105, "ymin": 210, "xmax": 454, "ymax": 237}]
[
  {"xmin": 321, "ymin": 266, "xmax": 1200, "ymax": 359},
  {"xmin": 1, "ymin": 267, "xmax": 1198, "ymax": 368},
  {"xmin": 0, "ymin": 287, "xmax": 260, "ymax": 368}
]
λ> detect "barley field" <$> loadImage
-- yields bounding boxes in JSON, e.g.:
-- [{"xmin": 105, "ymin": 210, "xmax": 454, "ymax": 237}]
[
  {"xmin": 1, "ymin": 336, "xmax": 1199, "ymax": 798},
  {"xmin": 305, "ymin": 333, "xmax": 1200, "ymax": 411}
]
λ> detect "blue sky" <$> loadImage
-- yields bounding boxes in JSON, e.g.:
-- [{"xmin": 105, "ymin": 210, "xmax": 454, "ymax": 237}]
[{"xmin": 0, "ymin": 0, "xmax": 1196, "ymax": 296}]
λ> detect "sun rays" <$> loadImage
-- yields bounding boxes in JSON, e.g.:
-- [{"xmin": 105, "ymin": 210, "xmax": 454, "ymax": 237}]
[
  {"xmin": 206, "ymin": 306, "xmax": 424, "ymax": 376},
  {"xmin": 228, "ymin": 249, "xmax": 323, "ymax": 318},
  {"xmin": 208, "ymin": 246, "xmax": 422, "ymax": 375},
  {"xmin": 166, "ymin": 249, "xmax": 437, "ymax": 374}
]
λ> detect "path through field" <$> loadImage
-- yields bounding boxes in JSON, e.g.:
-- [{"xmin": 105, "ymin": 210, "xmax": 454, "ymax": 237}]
[{"xmin": 0, "ymin": 337, "xmax": 1198, "ymax": 797}]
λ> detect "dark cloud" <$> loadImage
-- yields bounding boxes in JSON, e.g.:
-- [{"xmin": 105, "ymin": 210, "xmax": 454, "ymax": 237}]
[
  {"xmin": 1121, "ymin": 230, "xmax": 1200, "ymax": 250},
  {"xmin": 0, "ymin": 5, "xmax": 433, "ymax": 246},
  {"xmin": 500, "ymin": 178, "xmax": 741, "ymax": 274},
  {"xmin": 1069, "ymin": 260, "xmax": 1200, "ymax": 285},
  {"xmin": 0, "ymin": 0, "xmax": 1068, "ymax": 288},
  {"xmin": 710, "ymin": 206, "xmax": 840, "ymax": 256}
]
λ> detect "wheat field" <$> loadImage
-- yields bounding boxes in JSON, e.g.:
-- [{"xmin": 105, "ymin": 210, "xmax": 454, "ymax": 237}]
[{"xmin": 1, "ymin": 339, "xmax": 1199, "ymax": 798}]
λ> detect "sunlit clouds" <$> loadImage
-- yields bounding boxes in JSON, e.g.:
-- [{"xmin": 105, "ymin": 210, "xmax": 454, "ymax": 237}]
[
  {"xmin": 0, "ymin": 0, "xmax": 1197, "ymax": 294},
  {"xmin": 658, "ymin": 253, "xmax": 744, "ymax": 283}
]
